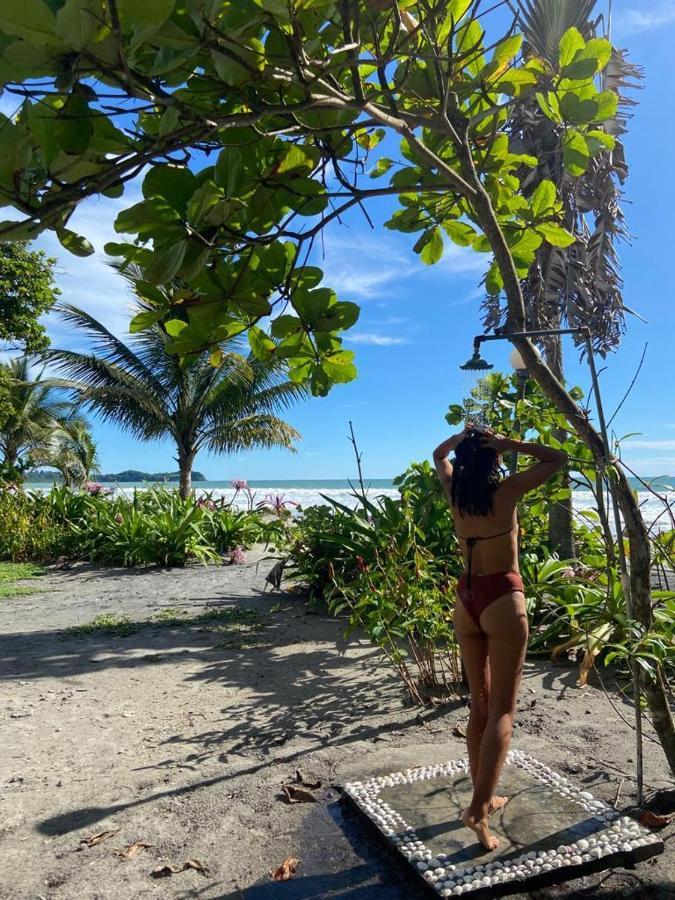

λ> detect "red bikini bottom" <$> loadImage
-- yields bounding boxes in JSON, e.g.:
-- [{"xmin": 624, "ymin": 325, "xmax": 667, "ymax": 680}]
[{"xmin": 457, "ymin": 571, "xmax": 525, "ymax": 628}]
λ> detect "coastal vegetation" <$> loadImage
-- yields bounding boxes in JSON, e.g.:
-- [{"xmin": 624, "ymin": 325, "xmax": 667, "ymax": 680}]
[{"xmin": 0, "ymin": 0, "xmax": 673, "ymax": 779}]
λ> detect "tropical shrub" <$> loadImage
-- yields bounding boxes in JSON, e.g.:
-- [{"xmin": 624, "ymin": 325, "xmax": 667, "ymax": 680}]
[{"xmin": 0, "ymin": 486, "xmax": 271, "ymax": 568}]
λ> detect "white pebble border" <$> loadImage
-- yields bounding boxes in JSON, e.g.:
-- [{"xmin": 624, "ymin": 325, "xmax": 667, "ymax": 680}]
[{"xmin": 342, "ymin": 750, "xmax": 663, "ymax": 896}]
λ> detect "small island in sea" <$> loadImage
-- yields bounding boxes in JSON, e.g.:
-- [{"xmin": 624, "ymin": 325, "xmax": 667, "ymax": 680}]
[{"xmin": 27, "ymin": 469, "xmax": 207, "ymax": 483}]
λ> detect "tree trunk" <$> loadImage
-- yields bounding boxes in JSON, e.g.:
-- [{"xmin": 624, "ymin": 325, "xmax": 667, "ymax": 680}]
[
  {"xmin": 455, "ymin": 140, "xmax": 675, "ymax": 776},
  {"xmin": 178, "ymin": 450, "xmax": 194, "ymax": 501},
  {"xmin": 544, "ymin": 336, "xmax": 575, "ymax": 559}
]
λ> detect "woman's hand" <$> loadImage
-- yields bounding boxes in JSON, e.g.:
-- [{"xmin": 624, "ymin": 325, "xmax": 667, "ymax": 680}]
[{"xmin": 480, "ymin": 428, "xmax": 514, "ymax": 451}]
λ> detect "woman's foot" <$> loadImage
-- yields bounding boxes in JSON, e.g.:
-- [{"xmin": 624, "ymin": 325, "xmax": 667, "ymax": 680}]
[
  {"xmin": 488, "ymin": 795, "xmax": 508, "ymax": 816},
  {"xmin": 462, "ymin": 807, "xmax": 500, "ymax": 850}
]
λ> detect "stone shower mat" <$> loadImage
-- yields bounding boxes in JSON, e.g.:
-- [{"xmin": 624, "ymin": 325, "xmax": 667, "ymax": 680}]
[{"xmin": 342, "ymin": 750, "xmax": 664, "ymax": 897}]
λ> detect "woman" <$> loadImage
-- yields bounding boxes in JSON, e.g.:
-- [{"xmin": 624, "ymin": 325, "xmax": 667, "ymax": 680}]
[{"xmin": 433, "ymin": 425, "xmax": 567, "ymax": 850}]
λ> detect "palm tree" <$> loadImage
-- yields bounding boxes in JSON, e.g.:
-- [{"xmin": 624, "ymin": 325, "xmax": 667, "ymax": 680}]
[
  {"xmin": 49, "ymin": 416, "xmax": 100, "ymax": 488},
  {"xmin": 41, "ymin": 304, "xmax": 307, "ymax": 498},
  {"xmin": 0, "ymin": 357, "xmax": 71, "ymax": 481},
  {"xmin": 483, "ymin": 0, "xmax": 643, "ymax": 556}
]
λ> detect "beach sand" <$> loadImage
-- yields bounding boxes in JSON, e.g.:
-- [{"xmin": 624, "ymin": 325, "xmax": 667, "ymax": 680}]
[{"xmin": 0, "ymin": 548, "xmax": 672, "ymax": 899}]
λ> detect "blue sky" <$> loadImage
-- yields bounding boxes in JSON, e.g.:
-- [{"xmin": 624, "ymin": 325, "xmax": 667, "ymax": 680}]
[{"xmin": 8, "ymin": 0, "xmax": 675, "ymax": 479}]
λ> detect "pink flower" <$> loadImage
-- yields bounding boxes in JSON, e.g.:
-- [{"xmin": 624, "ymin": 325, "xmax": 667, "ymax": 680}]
[
  {"xmin": 114, "ymin": 513, "xmax": 124, "ymax": 524},
  {"xmin": 85, "ymin": 482, "xmax": 106, "ymax": 495},
  {"xmin": 229, "ymin": 547, "xmax": 247, "ymax": 565},
  {"xmin": 231, "ymin": 479, "xmax": 248, "ymax": 490}
]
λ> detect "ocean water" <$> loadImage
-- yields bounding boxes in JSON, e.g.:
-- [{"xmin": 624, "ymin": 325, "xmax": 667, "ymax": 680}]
[{"xmin": 24, "ymin": 479, "xmax": 675, "ymax": 531}]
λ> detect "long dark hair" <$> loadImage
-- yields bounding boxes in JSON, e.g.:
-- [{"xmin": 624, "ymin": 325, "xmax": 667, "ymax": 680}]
[{"xmin": 450, "ymin": 429, "xmax": 502, "ymax": 517}]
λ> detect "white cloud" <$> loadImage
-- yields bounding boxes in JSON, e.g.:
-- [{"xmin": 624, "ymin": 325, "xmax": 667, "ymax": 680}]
[
  {"xmin": 315, "ymin": 229, "xmax": 484, "ymax": 302},
  {"xmin": 345, "ymin": 332, "xmax": 409, "ymax": 346},
  {"xmin": 623, "ymin": 440, "xmax": 675, "ymax": 450},
  {"xmin": 32, "ymin": 186, "xmax": 144, "ymax": 347},
  {"xmin": 614, "ymin": 2, "xmax": 675, "ymax": 35}
]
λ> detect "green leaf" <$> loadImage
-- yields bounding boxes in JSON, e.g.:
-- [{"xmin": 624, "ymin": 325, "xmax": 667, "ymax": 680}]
[
  {"xmin": 594, "ymin": 89, "xmax": 619, "ymax": 120},
  {"xmin": 536, "ymin": 223, "xmax": 576, "ymax": 248},
  {"xmin": 0, "ymin": 0, "xmax": 58, "ymax": 44},
  {"xmin": 164, "ymin": 318, "xmax": 187, "ymax": 337},
  {"xmin": 491, "ymin": 34, "xmax": 522, "ymax": 66},
  {"xmin": 142, "ymin": 165, "xmax": 196, "ymax": 214},
  {"xmin": 559, "ymin": 92, "xmax": 600, "ymax": 125},
  {"xmin": 55, "ymin": 0, "xmax": 100, "ymax": 49},
  {"xmin": 586, "ymin": 129, "xmax": 616, "ymax": 155},
  {"xmin": 144, "ymin": 241, "xmax": 188, "ymax": 284},
  {"xmin": 117, "ymin": 0, "xmax": 176, "ymax": 47},
  {"xmin": 414, "ymin": 227, "xmax": 443, "ymax": 265},
  {"xmin": 370, "ymin": 157, "xmax": 394, "ymax": 179},
  {"xmin": 442, "ymin": 220, "xmax": 478, "ymax": 247},
  {"xmin": 271, "ymin": 315, "xmax": 302, "ymax": 339},
  {"xmin": 248, "ymin": 325, "xmax": 275, "ymax": 360},
  {"xmin": 322, "ymin": 350, "xmax": 357, "ymax": 384},
  {"xmin": 530, "ymin": 180, "xmax": 556, "ymax": 218},
  {"xmin": 275, "ymin": 144, "xmax": 316, "ymax": 175},
  {"xmin": 558, "ymin": 27, "xmax": 585, "ymax": 68},
  {"xmin": 214, "ymin": 146, "xmax": 249, "ymax": 198},
  {"xmin": 56, "ymin": 227, "xmax": 95, "ymax": 257},
  {"xmin": 535, "ymin": 91, "xmax": 562, "ymax": 123},
  {"xmin": 562, "ymin": 129, "xmax": 590, "ymax": 176},
  {"xmin": 129, "ymin": 309, "xmax": 164, "ymax": 333},
  {"xmin": 55, "ymin": 95, "xmax": 94, "ymax": 155}
]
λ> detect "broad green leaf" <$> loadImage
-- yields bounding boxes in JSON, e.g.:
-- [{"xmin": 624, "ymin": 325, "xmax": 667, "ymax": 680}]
[
  {"xmin": 315, "ymin": 301, "xmax": 360, "ymax": 332},
  {"xmin": 586, "ymin": 129, "xmax": 616, "ymax": 152},
  {"xmin": 55, "ymin": 0, "xmax": 100, "ymax": 50},
  {"xmin": 271, "ymin": 315, "xmax": 302, "ymax": 339},
  {"xmin": 491, "ymin": 34, "xmax": 523, "ymax": 67},
  {"xmin": 442, "ymin": 220, "xmax": 478, "ymax": 247},
  {"xmin": 0, "ymin": 0, "xmax": 59, "ymax": 44},
  {"xmin": 536, "ymin": 223, "xmax": 576, "ymax": 247},
  {"xmin": 56, "ymin": 227, "xmax": 94, "ymax": 257},
  {"xmin": 535, "ymin": 91, "xmax": 562, "ymax": 123},
  {"xmin": 370, "ymin": 157, "xmax": 393, "ymax": 179},
  {"xmin": 215, "ymin": 147, "xmax": 249, "ymax": 198},
  {"xmin": 164, "ymin": 318, "xmax": 187, "ymax": 337},
  {"xmin": 558, "ymin": 27, "xmax": 585, "ymax": 69},
  {"xmin": 414, "ymin": 227, "xmax": 443, "ymax": 265},
  {"xmin": 118, "ymin": 0, "xmax": 176, "ymax": 46},
  {"xmin": 356, "ymin": 128, "xmax": 385, "ymax": 151},
  {"xmin": 55, "ymin": 95, "xmax": 94, "ymax": 155},
  {"xmin": 248, "ymin": 325, "xmax": 276, "ymax": 360},
  {"xmin": 562, "ymin": 129, "xmax": 589, "ymax": 176},
  {"xmin": 322, "ymin": 350, "xmax": 357, "ymax": 384},
  {"xmin": 129, "ymin": 309, "xmax": 165, "ymax": 333},
  {"xmin": 594, "ymin": 89, "xmax": 619, "ymax": 120},
  {"xmin": 144, "ymin": 241, "xmax": 188, "ymax": 284},
  {"xmin": 530, "ymin": 180, "xmax": 556, "ymax": 218},
  {"xmin": 276, "ymin": 144, "xmax": 316, "ymax": 175},
  {"xmin": 142, "ymin": 165, "xmax": 196, "ymax": 214},
  {"xmin": 559, "ymin": 92, "xmax": 600, "ymax": 124}
]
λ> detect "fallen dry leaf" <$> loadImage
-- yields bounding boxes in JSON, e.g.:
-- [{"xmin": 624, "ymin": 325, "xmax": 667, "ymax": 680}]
[
  {"xmin": 452, "ymin": 723, "xmax": 467, "ymax": 739},
  {"xmin": 115, "ymin": 841, "xmax": 153, "ymax": 860},
  {"xmin": 281, "ymin": 784, "xmax": 317, "ymax": 804},
  {"xmin": 293, "ymin": 770, "xmax": 322, "ymax": 790},
  {"xmin": 271, "ymin": 857, "xmax": 300, "ymax": 881},
  {"xmin": 150, "ymin": 859, "xmax": 208, "ymax": 878},
  {"xmin": 77, "ymin": 829, "xmax": 119, "ymax": 850},
  {"xmin": 639, "ymin": 810, "xmax": 672, "ymax": 829}
]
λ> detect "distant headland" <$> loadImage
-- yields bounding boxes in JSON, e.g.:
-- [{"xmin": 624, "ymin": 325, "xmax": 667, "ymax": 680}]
[{"xmin": 26, "ymin": 469, "xmax": 207, "ymax": 483}]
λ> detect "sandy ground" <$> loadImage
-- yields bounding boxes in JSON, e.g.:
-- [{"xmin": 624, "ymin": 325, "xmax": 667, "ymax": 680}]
[{"xmin": 0, "ymin": 548, "xmax": 673, "ymax": 900}]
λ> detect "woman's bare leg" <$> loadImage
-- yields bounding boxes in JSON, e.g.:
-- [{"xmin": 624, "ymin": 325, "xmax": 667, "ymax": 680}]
[
  {"xmin": 453, "ymin": 599, "xmax": 489, "ymax": 784},
  {"xmin": 462, "ymin": 591, "xmax": 528, "ymax": 850}
]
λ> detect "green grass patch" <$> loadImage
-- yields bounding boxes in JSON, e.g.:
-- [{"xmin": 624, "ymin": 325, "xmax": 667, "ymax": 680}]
[
  {"xmin": 66, "ymin": 605, "xmax": 267, "ymax": 642},
  {"xmin": 67, "ymin": 613, "xmax": 140, "ymax": 638},
  {"xmin": 0, "ymin": 562, "xmax": 48, "ymax": 598}
]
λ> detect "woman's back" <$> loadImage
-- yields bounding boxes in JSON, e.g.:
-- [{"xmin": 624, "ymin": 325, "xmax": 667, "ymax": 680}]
[{"xmin": 452, "ymin": 481, "xmax": 520, "ymax": 576}]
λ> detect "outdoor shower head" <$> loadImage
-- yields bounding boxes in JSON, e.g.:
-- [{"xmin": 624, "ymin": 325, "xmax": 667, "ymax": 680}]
[{"xmin": 459, "ymin": 349, "xmax": 493, "ymax": 371}]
